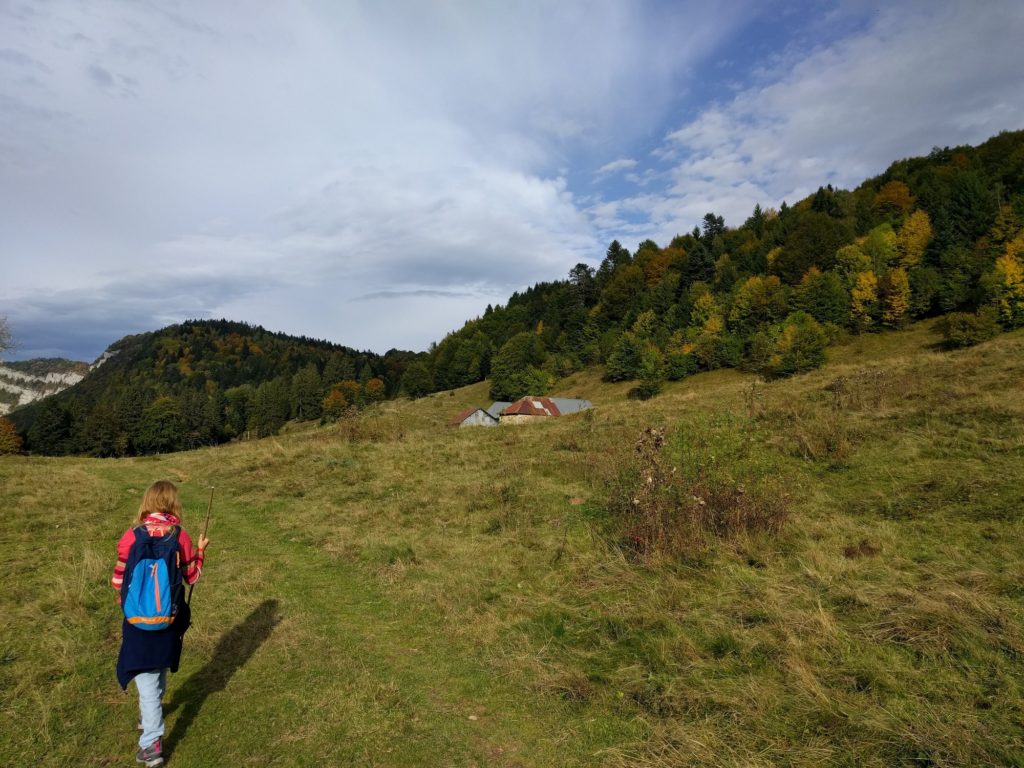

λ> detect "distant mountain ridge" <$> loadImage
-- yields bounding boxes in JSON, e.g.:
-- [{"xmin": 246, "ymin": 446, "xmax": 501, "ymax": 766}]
[{"xmin": 0, "ymin": 358, "xmax": 90, "ymax": 416}]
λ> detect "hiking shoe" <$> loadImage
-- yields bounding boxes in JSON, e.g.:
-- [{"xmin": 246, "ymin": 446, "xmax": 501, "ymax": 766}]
[{"xmin": 136, "ymin": 739, "xmax": 164, "ymax": 767}]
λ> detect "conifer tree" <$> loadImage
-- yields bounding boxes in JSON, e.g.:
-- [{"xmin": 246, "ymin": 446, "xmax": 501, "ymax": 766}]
[
  {"xmin": 950, "ymin": 170, "xmax": 996, "ymax": 242},
  {"xmin": 224, "ymin": 384, "xmax": 254, "ymax": 438},
  {"xmin": 401, "ymin": 362, "xmax": 434, "ymax": 398},
  {"xmin": 605, "ymin": 332, "xmax": 644, "ymax": 381},
  {"xmin": 136, "ymin": 396, "xmax": 183, "ymax": 453},
  {"xmin": 27, "ymin": 398, "xmax": 72, "ymax": 455},
  {"xmin": 290, "ymin": 364, "xmax": 323, "ymax": 421},
  {"xmin": 795, "ymin": 267, "xmax": 850, "ymax": 326},
  {"xmin": 249, "ymin": 378, "xmax": 289, "ymax": 437}
]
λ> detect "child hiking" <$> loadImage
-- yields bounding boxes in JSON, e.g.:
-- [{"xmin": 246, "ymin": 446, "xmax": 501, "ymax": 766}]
[{"xmin": 111, "ymin": 480, "xmax": 209, "ymax": 767}]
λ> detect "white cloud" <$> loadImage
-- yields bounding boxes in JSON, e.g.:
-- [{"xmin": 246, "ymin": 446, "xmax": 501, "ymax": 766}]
[
  {"xmin": 624, "ymin": 168, "xmax": 661, "ymax": 187},
  {"xmin": 646, "ymin": 2, "xmax": 1024, "ymax": 234},
  {"xmin": 595, "ymin": 158, "xmax": 638, "ymax": 176}
]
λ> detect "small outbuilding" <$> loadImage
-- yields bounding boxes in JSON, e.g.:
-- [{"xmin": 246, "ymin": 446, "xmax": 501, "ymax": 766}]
[{"xmin": 450, "ymin": 407, "xmax": 499, "ymax": 428}]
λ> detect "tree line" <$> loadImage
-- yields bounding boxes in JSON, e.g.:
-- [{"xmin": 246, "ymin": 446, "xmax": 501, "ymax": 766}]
[{"xmin": 410, "ymin": 129, "xmax": 1024, "ymax": 401}]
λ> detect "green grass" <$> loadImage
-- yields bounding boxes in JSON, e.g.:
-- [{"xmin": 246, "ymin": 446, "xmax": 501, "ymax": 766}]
[{"xmin": 2, "ymin": 320, "xmax": 1023, "ymax": 766}]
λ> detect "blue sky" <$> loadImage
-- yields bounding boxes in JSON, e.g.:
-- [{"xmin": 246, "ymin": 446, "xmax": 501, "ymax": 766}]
[{"xmin": 2, "ymin": 1, "xmax": 1023, "ymax": 361}]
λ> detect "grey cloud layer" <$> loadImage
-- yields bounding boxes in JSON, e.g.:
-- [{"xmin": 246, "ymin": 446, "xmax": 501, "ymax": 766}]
[{"xmin": 5, "ymin": 271, "xmax": 259, "ymax": 360}]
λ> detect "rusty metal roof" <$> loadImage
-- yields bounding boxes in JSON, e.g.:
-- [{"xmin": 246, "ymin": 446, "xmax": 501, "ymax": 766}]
[
  {"xmin": 500, "ymin": 396, "xmax": 562, "ymax": 417},
  {"xmin": 450, "ymin": 407, "xmax": 480, "ymax": 426}
]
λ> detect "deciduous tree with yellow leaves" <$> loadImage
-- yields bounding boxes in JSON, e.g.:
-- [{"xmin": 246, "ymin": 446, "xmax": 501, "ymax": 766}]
[
  {"xmin": 880, "ymin": 267, "xmax": 911, "ymax": 328},
  {"xmin": 850, "ymin": 270, "xmax": 879, "ymax": 332},
  {"xmin": 990, "ymin": 234, "xmax": 1024, "ymax": 328},
  {"xmin": 872, "ymin": 180, "xmax": 915, "ymax": 223},
  {"xmin": 896, "ymin": 209, "xmax": 932, "ymax": 268}
]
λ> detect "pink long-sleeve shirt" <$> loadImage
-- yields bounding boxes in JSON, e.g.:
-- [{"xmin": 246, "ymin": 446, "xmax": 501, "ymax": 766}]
[{"xmin": 111, "ymin": 512, "xmax": 204, "ymax": 599}]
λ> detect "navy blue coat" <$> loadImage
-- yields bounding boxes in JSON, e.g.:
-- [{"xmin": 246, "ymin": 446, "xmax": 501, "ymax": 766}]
[{"xmin": 116, "ymin": 601, "xmax": 191, "ymax": 689}]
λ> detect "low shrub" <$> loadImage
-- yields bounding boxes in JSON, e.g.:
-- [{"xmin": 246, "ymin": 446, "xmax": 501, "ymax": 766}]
[
  {"xmin": 628, "ymin": 379, "xmax": 662, "ymax": 400},
  {"xmin": 665, "ymin": 351, "xmax": 698, "ymax": 381},
  {"xmin": 937, "ymin": 306, "xmax": 1000, "ymax": 348}
]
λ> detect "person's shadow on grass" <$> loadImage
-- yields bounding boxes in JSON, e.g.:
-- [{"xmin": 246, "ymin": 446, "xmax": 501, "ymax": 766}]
[{"xmin": 164, "ymin": 599, "xmax": 281, "ymax": 755}]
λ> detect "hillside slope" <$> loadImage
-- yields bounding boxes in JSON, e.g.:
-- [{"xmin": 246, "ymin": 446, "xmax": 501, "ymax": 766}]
[{"xmin": 2, "ymin": 320, "xmax": 1022, "ymax": 766}]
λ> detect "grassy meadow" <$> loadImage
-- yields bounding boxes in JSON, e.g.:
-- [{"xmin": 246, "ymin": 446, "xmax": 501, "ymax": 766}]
[{"xmin": 2, "ymin": 320, "xmax": 1023, "ymax": 767}]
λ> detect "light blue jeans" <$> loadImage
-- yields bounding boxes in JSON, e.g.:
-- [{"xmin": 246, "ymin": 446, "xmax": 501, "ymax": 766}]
[{"xmin": 134, "ymin": 669, "xmax": 167, "ymax": 748}]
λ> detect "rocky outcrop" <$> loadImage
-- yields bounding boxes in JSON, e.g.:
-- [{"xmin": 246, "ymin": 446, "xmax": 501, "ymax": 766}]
[{"xmin": 0, "ymin": 359, "xmax": 93, "ymax": 416}]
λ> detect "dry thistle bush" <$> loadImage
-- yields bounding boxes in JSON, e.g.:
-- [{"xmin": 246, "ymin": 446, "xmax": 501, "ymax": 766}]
[{"xmin": 608, "ymin": 427, "xmax": 788, "ymax": 559}]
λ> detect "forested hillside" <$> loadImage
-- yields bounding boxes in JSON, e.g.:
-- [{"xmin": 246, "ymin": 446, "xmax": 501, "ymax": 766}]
[
  {"xmin": 8, "ymin": 320, "xmax": 423, "ymax": 456},
  {"xmin": 416, "ymin": 130, "xmax": 1024, "ymax": 400}
]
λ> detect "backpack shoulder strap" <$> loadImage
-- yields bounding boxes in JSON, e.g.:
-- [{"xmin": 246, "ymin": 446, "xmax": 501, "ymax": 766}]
[{"xmin": 167, "ymin": 525, "xmax": 182, "ymax": 548}]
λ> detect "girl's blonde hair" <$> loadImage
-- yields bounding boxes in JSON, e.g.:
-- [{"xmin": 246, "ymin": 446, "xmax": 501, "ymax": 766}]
[{"xmin": 137, "ymin": 480, "xmax": 183, "ymax": 523}]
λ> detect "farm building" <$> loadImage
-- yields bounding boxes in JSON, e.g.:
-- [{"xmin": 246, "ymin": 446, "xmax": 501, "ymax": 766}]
[
  {"xmin": 450, "ymin": 407, "xmax": 499, "ymax": 428},
  {"xmin": 451, "ymin": 397, "xmax": 592, "ymax": 427},
  {"xmin": 499, "ymin": 396, "xmax": 591, "ymax": 424}
]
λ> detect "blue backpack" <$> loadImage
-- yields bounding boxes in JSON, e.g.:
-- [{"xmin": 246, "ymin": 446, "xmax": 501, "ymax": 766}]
[{"xmin": 121, "ymin": 526, "xmax": 183, "ymax": 631}]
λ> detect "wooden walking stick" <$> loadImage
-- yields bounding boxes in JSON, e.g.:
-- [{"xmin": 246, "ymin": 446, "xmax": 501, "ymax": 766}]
[{"xmin": 187, "ymin": 487, "xmax": 214, "ymax": 605}]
